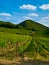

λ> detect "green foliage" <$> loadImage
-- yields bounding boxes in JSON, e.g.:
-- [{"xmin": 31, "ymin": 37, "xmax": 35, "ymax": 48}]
[
  {"xmin": 0, "ymin": 21, "xmax": 16, "ymax": 28},
  {"xmin": 44, "ymin": 28, "xmax": 49, "ymax": 37},
  {"xmin": 19, "ymin": 20, "xmax": 47, "ymax": 32},
  {"xmin": 0, "ymin": 20, "xmax": 49, "ymax": 37},
  {"xmin": 0, "ymin": 20, "xmax": 49, "ymax": 60},
  {"xmin": 0, "ymin": 32, "xmax": 30, "ymax": 47}
]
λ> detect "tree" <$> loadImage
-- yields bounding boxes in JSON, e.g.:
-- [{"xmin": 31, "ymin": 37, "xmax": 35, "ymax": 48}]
[{"xmin": 45, "ymin": 28, "xmax": 49, "ymax": 36}]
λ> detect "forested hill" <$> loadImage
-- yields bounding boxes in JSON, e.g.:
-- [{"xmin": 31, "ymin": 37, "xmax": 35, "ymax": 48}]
[{"xmin": 0, "ymin": 20, "xmax": 49, "ymax": 36}]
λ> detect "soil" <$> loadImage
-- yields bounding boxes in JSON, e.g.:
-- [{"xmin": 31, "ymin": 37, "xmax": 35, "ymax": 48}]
[{"xmin": 0, "ymin": 59, "xmax": 49, "ymax": 65}]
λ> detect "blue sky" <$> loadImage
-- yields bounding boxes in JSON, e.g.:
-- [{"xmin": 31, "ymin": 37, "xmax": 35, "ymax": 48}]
[{"xmin": 0, "ymin": 0, "xmax": 49, "ymax": 27}]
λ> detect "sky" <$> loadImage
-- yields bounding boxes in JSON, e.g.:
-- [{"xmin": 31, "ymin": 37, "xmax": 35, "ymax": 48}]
[{"xmin": 0, "ymin": 0, "xmax": 49, "ymax": 27}]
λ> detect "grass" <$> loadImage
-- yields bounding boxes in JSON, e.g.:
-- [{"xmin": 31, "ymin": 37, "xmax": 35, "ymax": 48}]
[
  {"xmin": 0, "ymin": 31, "xmax": 31, "ymax": 60},
  {"xmin": 0, "ymin": 27, "xmax": 49, "ymax": 61},
  {"xmin": 0, "ymin": 32, "xmax": 31, "ymax": 47},
  {"xmin": 0, "ymin": 27, "xmax": 33, "ymax": 35}
]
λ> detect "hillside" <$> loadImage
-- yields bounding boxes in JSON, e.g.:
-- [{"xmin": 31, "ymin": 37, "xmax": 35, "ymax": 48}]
[
  {"xmin": 19, "ymin": 20, "xmax": 47, "ymax": 31},
  {"xmin": 0, "ymin": 20, "xmax": 49, "ymax": 37},
  {"xmin": 0, "ymin": 21, "xmax": 16, "ymax": 28},
  {"xmin": 0, "ymin": 20, "xmax": 48, "ymax": 31},
  {"xmin": 0, "ymin": 20, "xmax": 49, "ymax": 61},
  {"xmin": 19, "ymin": 20, "xmax": 49, "ymax": 37}
]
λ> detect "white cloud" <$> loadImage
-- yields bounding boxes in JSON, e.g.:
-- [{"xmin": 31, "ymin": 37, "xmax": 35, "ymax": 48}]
[
  {"xmin": 20, "ymin": 4, "xmax": 37, "ymax": 10},
  {"xmin": 0, "ymin": 13, "xmax": 11, "ymax": 16},
  {"xmin": 37, "ymin": 16, "xmax": 49, "ymax": 27},
  {"xmin": 40, "ymin": 15, "xmax": 49, "ymax": 21},
  {"xmin": 28, "ymin": 13, "xmax": 39, "ymax": 17},
  {"xmin": 39, "ymin": 4, "xmax": 49, "ymax": 10},
  {"xmin": 23, "ymin": 16, "xmax": 31, "ymax": 19}
]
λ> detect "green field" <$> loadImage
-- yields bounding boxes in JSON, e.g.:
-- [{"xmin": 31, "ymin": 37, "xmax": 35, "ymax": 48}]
[
  {"xmin": 0, "ymin": 31, "xmax": 31, "ymax": 59},
  {"xmin": 0, "ymin": 20, "xmax": 49, "ymax": 61},
  {"xmin": 0, "ymin": 31, "xmax": 49, "ymax": 60}
]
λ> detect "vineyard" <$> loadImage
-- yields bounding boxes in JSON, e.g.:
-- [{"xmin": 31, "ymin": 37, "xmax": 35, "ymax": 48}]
[
  {"xmin": 0, "ymin": 31, "xmax": 49, "ymax": 61},
  {"xmin": 0, "ymin": 31, "xmax": 31, "ymax": 59},
  {"xmin": 0, "ymin": 20, "xmax": 49, "ymax": 62}
]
